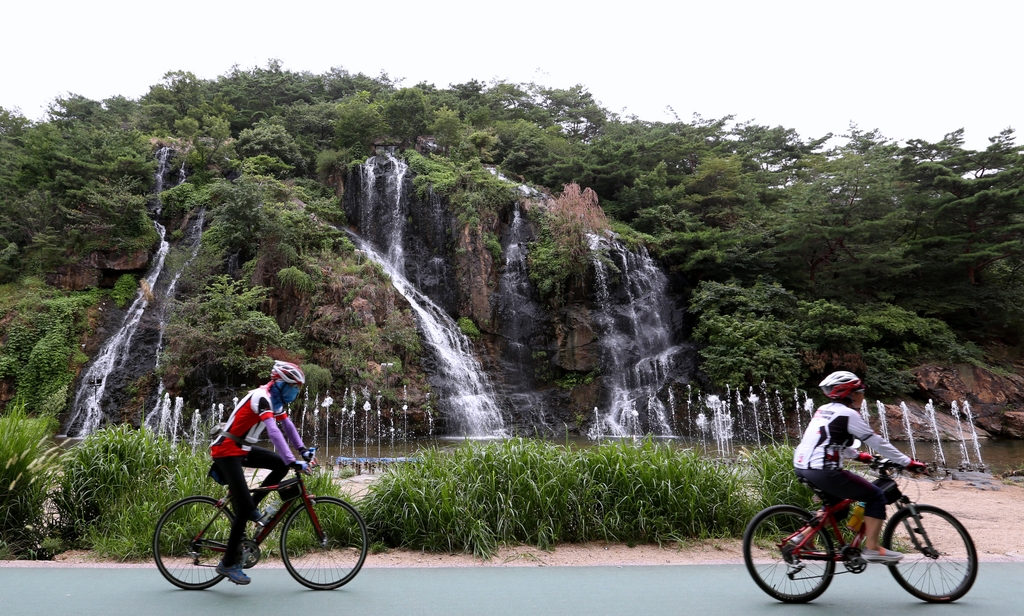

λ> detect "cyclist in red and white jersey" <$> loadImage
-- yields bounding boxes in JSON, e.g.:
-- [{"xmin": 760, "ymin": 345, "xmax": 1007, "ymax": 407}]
[
  {"xmin": 211, "ymin": 360, "xmax": 313, "ymax": 585},
  {"xmin": 794, "ymin": 370, "xmax": 926, "ymax": 564}
]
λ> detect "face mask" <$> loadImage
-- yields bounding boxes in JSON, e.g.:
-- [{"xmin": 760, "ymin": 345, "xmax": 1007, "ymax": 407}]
[
  {"xmin": 271, "ymin": 382, "xmax": 300, "ymax": 407},
  {"xmin": 282, "ymin": 384, "xmax": 299, "ymax": 404}
]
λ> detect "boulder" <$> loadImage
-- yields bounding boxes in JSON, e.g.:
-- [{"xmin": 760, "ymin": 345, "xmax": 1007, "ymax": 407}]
[{"xmin": 914, "ymin": 365, "xmax": 1024, "ymax": 438}]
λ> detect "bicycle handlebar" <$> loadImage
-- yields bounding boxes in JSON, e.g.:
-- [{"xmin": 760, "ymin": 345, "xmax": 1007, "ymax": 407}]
[{"xmin": 866, "ymin": 454, "xmax": 929, "ymax": 476}]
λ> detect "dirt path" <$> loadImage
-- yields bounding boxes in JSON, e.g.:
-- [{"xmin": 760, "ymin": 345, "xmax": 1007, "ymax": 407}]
[{"xmin": 7, "ymin": 476, "xmax": 1022, "ymax": 569}]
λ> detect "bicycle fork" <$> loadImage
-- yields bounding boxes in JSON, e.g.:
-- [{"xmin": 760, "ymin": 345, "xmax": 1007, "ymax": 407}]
[{"xmin": 897, "ymin": 503, "xmax": 938, "ymax": 559}]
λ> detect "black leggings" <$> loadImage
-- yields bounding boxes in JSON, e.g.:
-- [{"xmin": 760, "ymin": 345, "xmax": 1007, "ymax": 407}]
[
  {"xmin": 213, "ymin": 447, "xmax": 289, "ymax": 566},
  {"xmin": 795, "ymin": 467, "xmax": 887, "ymax": 520}
]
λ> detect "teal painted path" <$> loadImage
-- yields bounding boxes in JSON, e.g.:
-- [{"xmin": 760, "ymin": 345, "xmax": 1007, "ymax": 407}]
[{"xmin": 2, "ymin": 563, "xmax": 1022, "ymax": 615}]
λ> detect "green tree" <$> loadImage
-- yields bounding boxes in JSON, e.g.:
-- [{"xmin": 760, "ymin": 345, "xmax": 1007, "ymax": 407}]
[
  {"xmin": 902, "ymin": 129, "xmax": 1024, "ymax": 287},
  {"xmin": 334, "ymin": 92, "xmax": 389, "ymax": 151},
  {"xmin": 383, "ymin": 87, "xmax": 432, "ymax": 141},
  {"xmin": 428, "ymin": 105, "xmax": 463, "ymax": 154}
]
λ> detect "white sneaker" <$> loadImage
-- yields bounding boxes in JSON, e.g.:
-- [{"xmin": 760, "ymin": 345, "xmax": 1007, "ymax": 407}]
[{"xmin": 861, "ymin": 547, "xmax": 904, "ymax": 564}]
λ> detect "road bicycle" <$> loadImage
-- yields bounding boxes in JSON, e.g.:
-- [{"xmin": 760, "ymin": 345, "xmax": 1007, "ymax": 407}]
[
  {"xmin": 153, "ymin": 448, "xmax": 368, "ymax": 590},
  {"xmin": 742, "ymin": 456, "xmax": 977, "ymax": 603}
]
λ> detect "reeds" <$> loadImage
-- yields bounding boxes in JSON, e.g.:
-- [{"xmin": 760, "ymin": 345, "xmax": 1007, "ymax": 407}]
[{"xmin": 0, "ymin": 404, "xmax": 57, "ymax": 557}]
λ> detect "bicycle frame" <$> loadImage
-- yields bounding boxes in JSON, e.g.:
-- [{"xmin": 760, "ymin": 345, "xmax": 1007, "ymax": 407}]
[
  {"xmin": 204, "ymin": 472, "xmax": 325, "ymax": 551},
  {"xmin": 783, "ymin": 498, "xmax": 864, "ymax": 562}
]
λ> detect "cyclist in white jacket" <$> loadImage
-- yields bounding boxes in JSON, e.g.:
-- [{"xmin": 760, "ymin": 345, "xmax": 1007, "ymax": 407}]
[{"xmin": 794, "ymin": 370, "xmax": 926, "ymax": 563}]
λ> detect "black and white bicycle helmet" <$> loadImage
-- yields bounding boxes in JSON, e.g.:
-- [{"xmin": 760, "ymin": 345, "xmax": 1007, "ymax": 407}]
[
  {"xmin": 271, "ymin": 360, "xmax": 306, "ymax": 385},
  {"xmin": 819, "ymin": 370, "xmax": 864, "ymax": 400}
]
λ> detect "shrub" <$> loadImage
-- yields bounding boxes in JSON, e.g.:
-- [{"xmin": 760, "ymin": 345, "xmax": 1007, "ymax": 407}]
[
  {"xmin": 457, "ymin": 317, "xmax": 481, "ymax": 340},
  {"xmin": 277, "ymin": 266, "xmax": 315, "ymax": 294},
  {"xmin": 528, "ymin": 183, "xmax": 609, "ymax": 307},
  {"xmin": 110, "ymin": 274, "xmax": 137, "ymax": 308}
]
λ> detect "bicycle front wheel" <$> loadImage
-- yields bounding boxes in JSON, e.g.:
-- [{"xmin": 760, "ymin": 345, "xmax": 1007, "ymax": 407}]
[
  {"xmin": 153, "ymin": 496, "xmax": 234, "ymax": 590},
  {"xmin": 280, "ymin": 496, "xmax": 368, "ymax": 590},
  {"xmin": 882, "ymin": 504, "xmax": 977, "ymax": 603},
  {"xmin": 743, "ymin": 505, "xmax": 835, "ymax": 603}
]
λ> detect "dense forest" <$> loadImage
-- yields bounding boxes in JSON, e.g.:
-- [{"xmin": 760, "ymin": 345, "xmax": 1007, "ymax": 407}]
[{"xmin": 1, "ymin": 60, "xmax": 1023, "ymax": 424}]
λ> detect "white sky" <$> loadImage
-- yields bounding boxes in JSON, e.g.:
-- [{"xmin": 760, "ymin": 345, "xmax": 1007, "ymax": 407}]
[{"xmin": 2, "ymin": 0, "xmax": 1020, "ymax": 150}]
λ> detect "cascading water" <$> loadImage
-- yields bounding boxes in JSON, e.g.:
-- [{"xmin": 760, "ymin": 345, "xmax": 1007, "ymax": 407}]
[
  {"xmin": 64, "ymin": 223, "xmax": 170, "ymax": 435},
  {"xmin": 148, "ymin": 208, "xmax": 206, "ymax": 426},
  {"xmin": 588, "ymin": 234, "xmax": 686, "ymax": 437},
  {"xmin": 66, "ymin": 146, "xmax": 200, "ymax": 437},
  {"xmin": 344, "ymin": 154, "xmax": 505, "ymax": 437},
  {"xmin": 350, "ymin": 236, "xmax": 505, "ymax": 436},
  {"xmin": 493, "ymin": 203, "xmax": 550, "ymax": 426}
]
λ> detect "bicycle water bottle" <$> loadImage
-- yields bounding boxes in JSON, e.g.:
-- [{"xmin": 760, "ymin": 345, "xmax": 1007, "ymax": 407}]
[{"xmin": 847, "ymin": 501, "xmax": 866, "ymax": 531}]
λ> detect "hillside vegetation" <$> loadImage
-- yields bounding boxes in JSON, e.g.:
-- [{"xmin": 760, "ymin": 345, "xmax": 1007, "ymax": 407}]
[{"xmin": 1, "ymin": 61, "xmax": 1023, "ymax": 419}]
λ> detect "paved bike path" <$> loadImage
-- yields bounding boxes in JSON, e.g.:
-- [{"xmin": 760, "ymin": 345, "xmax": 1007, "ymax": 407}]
[{"xmin": 2, "ymin": 563, "xmax": 1022, "ymax": 615}]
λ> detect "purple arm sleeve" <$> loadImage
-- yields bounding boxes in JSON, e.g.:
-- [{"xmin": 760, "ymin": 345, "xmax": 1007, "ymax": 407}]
[
  {"xmin": 280, "ymin": 417, "xmax": 305, "ymax": 452},
  {"xmin": 262, "ymin": 417, "xmax": 296, "ymax": 465}
]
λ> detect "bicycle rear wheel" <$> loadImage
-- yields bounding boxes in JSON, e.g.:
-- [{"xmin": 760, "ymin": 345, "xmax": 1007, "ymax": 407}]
[
  {"xmin": 743, "ymin": 505, "xmax": 835, "ymax": 603},
  {"xmin": 882, "ymin": 504, "xmax": 977, "ymax": 603},
  {"xmin": 153, "ymin": 496, "xmax": 234, "ymax": 590},
  {"xmin": 280, "ymin": 496, "xmax": 368, "ymax": 590}
]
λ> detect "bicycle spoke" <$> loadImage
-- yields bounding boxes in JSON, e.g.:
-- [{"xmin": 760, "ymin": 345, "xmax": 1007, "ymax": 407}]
[
  {"xmin": 743, "ymin": 506, "xmax": 835, "ymax": 603},
  {"xmin": 154, "ymin": 497, "xmax": 233, "ymax": 590},
  {"xmin": 280, "ymin": 497, "xmax": 367, "ymax": 590},
  {"xmin": 883, "ymin": 505, "xmax": 977, "ymax": 603}
]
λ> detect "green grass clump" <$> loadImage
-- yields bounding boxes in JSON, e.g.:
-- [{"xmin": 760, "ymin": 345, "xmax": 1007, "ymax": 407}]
[
  {"xmin": 361, "ymin": 439, "xmax": 797, "ymax": 558},
  {"xmin": 740, "ymin": 444, "xmax": 815, "ymax": 512},
  {"xmin": 51, "ymin": 426, "xmax": 213, "ymax": 557},
  {"xmin": 0, "ymin": 404, "xmax": 58, "ymax": 557}
]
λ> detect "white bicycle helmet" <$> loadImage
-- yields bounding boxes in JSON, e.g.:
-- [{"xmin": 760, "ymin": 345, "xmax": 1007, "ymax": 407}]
[
  {"xmin": 819, "ymin": 370, "xmax": 864, "ymax": 399},
  {"xmin": 271, "ymin": 360, "xmax": 306, "ymax": 385}
]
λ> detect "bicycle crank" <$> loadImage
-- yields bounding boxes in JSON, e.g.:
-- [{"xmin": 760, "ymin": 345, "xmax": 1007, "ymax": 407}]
[
  {"xmin": 239, "ymin": 540, "xmax": 262, "ymax": 569},
  {"xmin": 841, "ymin": 546, "xmax": 867, "ymax": 573}
]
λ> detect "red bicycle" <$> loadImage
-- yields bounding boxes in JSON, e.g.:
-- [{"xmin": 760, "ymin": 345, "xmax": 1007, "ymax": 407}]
[
  {"xmin": 153, "ymin": 449, "xmax": 368, "ymax": 590},
  {"xmin": 742, "ymin": 456, "xmax": 977, "ymax": 603}
]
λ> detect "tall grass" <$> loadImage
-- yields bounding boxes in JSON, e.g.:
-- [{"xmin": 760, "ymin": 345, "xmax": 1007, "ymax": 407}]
[
  {"xmin": 361, "ymin": 439, "xmax": 800, "ymax": 558},
  {"xmin": 0, "ymin": 404, "xmax": 57, "ymax": 557},
  {"xmin": 52, "ymin": 425, "xmax": 213, "ymax": 558},
  {"xmin": 741, "ymin": 444, "xmax": 815, "ymax": 512}
]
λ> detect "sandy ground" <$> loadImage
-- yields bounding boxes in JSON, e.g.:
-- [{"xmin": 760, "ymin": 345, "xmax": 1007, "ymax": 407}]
[{"xmin": 5, "ymin": 475, "xmax": 1023, "ymax": 569}]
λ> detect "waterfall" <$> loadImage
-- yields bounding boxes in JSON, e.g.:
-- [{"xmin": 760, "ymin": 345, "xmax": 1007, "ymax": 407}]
[
  {"xmin": 147, "ymin": 207, "xmax": 206, "ymax": 424},
  {"xmin": 588, "ymin": 234, "xmax": 684, "ymax": 437},
  {"xmin": 64, "ymin": 222, "xmax": 170, "ymax": 435},
  {"xmin": 65, "ymin": 147, "xmax": 200, "ymax": 436},
  {"xmin": 344, "ymin": 153, "xmax": 505, "ymax": 437},
  {"xmin": 494, "ymin": 203, "xmax": 549, "ymax": 426}
]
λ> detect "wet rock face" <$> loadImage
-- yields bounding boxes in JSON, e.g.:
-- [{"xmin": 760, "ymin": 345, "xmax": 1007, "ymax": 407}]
[
  {"xmin": 454, "ymin": 224, "xmax": 497, "ymax": 330},
  {"xmin": 915, "ymin": 365, "xmax": 1024, "ymax": 437},
  {"xmin": 553, "ymin": 305, "xmax": 599, "ymax": 372}
]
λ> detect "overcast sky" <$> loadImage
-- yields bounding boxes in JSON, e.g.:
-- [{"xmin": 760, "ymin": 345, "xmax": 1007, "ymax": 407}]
[{"xmin": 3, "ymin": 0, "xmax": 1020, "ymax": 150}]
